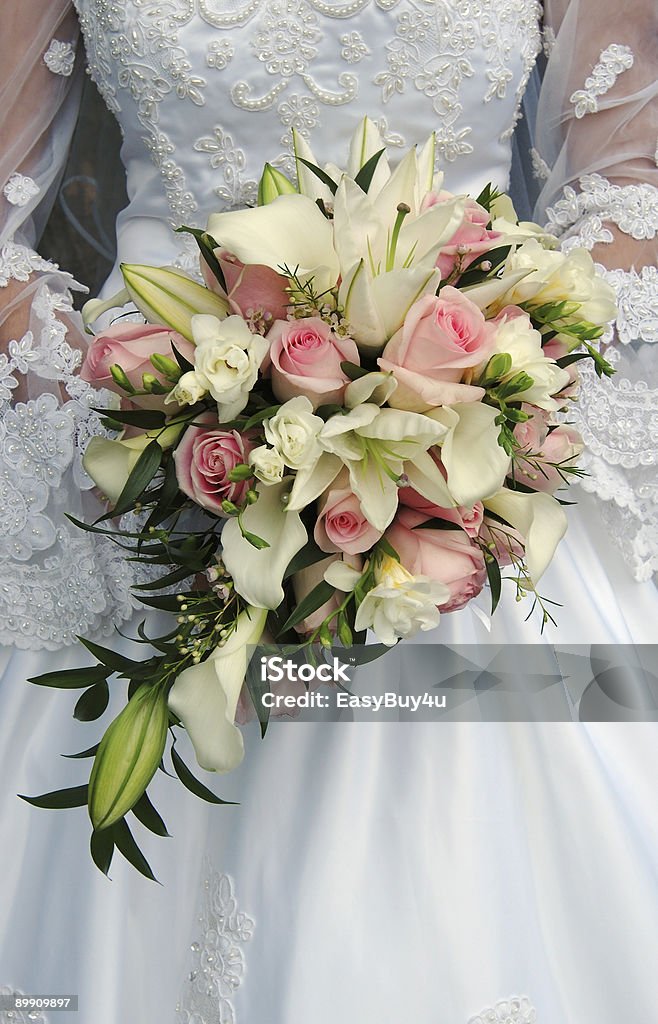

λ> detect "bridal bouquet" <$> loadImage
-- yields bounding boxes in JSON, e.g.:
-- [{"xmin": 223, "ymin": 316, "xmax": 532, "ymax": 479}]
[{"xmin": 26, "ymin": 120, "xmax": 616, "ymax": 876}]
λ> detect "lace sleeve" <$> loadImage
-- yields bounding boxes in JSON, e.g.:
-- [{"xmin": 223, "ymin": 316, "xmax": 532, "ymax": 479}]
[
  {"xmin": 533, "ymin": 0, "xmax": 658, "ymax": 581},
  {"xmin": 0, "ymin": 2, "xmax": 140, "ymax": 649}
]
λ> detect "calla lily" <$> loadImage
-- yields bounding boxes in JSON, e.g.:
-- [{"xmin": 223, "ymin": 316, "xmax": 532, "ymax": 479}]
[
  {"xmin": 82, "ymin": 289, "xmax": 131, "ymax": 329},
  {"xmin": 427, "ymin": 403, "xmax": 511, "ymax": 507},
  {"xmin": 168, "ymin": 606, "xmax": 268, "ymax": 773},
  {"xmin": 120, "ymin": 264, "xmax": 229, "ymax": 340},
  {"xmin": 221, "ymin": 480, "xmax": 308, "ymax": 609},
  {"xmin": 207, "ymin": 194, "xmax": 340, "ymax": 296},
  {"xmin": 83, "ymin": 422, "xmax": 183, "ymax": 504},
  {"xmin": 484, "ymin": 489, "xmax": 567, "ymax": 584}
]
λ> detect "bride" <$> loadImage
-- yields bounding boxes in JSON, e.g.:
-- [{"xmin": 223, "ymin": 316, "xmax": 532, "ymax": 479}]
[{"xmin": 1, "ymin": 1, "xmax": 656, "ymax": 1021}]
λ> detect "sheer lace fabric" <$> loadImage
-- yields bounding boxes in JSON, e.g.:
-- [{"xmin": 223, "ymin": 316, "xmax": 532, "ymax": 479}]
[
  {"xmin": 536, "ymin": 0, "xmax": 658, "ymax": 581},
  {"xmin": 0, "ymin": 1, "xmax": 656, "ymax": 652}
]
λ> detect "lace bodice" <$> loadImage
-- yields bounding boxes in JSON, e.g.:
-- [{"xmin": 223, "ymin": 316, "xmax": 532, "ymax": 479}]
[{"xmin": 73, "ymin": 0, "xmax": 542, "ymax": 281}]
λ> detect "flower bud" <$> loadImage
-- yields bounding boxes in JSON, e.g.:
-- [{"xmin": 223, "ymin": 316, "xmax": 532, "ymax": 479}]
[
  {"xmin": 88, "ymin": 684, "xmax": 169, "ymax": 831},
  {"xmin": 110, "ymin": 363, "xmax": 137, "ymax": 394},
  {"xmin": 150, "ymin": 352, "xmax": 183, "ymax": 382},
  {"xmin": 258, "ymin": 163, "xmax": 297, "ymax": 206},
  {"xmin": 120, "ymin": 264, "xmax": 229, "ymax": 340}
]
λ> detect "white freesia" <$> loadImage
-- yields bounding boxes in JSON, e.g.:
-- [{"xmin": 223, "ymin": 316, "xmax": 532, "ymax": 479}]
[
  {"xmin": 83, "ymin": 423, "xmax": 183, "ymax": 505},
  {"xmin": 489, "ymin": 193, "xmax": 558, "ymax": 247},
  {"xmin": 249, "ymin": 445, "xmax": 285, "ymax": 485},
  {"xmin": 347, "ymin": 557, "xmax": 450, "ymax": 643},
  {"xmin": 222, "ymin": 480, "xmax": 307, "ymax": 609},
  {"xmin": 165, "ymin": 370, "xmax": 208, "ymax": 407},
  {"xmin": 207, "ymin": 194, "xmax": 340, "ymax": 295},
  {"xmin": 490, "ymin": 313, "xmax": 570, "ymax": 411},
  {"xmin": 289, "ymin": 404, "xmax": 448, "ymax": 532},
  {"xmin": 426, "ymin": 403, "xmax": 511, "ymax": 506},
  {"xmin": 168, "ymin": 606, "xmax": 267, "ymax": 773},
  {"xmin": 263, "ymin": 396, "xmax": 324, "ymax": 470},
  {"xmin": 495, "ymin": 239, "xmax": 617, "ymax": 325},
  {"xmin": 191, "ymin": 313, "xmax": 269, "ymax": 420},
  {"xmin": 484, "ymin": 489, "xmax": 567, "ymax": 585}
]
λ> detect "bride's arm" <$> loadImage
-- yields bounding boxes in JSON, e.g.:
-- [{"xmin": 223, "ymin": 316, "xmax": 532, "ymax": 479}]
[
  {"xmin": 533, "ymin": 0, "xmax": 658, "ymax": 580},
  {"xmin": 1, "ymin": 1, "xmax": 87, "ymax": 399}
]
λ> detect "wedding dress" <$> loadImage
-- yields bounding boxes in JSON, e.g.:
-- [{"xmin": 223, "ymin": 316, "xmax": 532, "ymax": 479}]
[{"xmin": 0, "ymin": 2, "xmax": 657, "ymax": 1022}]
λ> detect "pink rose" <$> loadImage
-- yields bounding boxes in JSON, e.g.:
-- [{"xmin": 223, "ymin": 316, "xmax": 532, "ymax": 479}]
[
  {"xmin": 422, "ymin": 191, "xmax": 502, "ymax": 281},
  {"xmin": 267, "ymin": 318, "xmax": 360, "ymax": 409},
  {"xmin": 315, "ymin": 475, "xmax": 383, "ymax": 555},
  {"xmin": 202, "ymin": 249, "xmax": 290, "ymax": 327},
  {"xmin": 80, "ymin": 323, "xmax": 195, "ymax": 410},
  {"xmin": 398, "ymin": 452, "xmax": 484, "ymax": 537},
  {"xmin": 378, "ymin": 288, "xmax": 494, "ymax": 411},
  {"xmin": 173, "ymin": 412, "xmax": 254, "ymax": 514},
  {"xmin": 386, "ymin": 507, "xmax": 487, "ymax": 612},
  {"xmin": 513, "ymin": 422, "xmax": 584, "ymax": 494}
]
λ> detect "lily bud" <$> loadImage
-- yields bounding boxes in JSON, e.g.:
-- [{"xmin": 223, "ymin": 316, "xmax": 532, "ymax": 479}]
[
  {"xmin": 120, "ymin": 264, "xmax": 229, "ymax": 340},
  {"xmin": 258, "ymin": 163, "xmax": 297, "ymax": 206},
  {"xmin": 88, "ymin": 684, "xmax": 169, "ymax": 831}
]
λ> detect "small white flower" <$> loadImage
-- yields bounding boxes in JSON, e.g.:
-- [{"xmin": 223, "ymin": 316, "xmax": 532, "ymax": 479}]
[
  {"xmin": 191, "ymin": 314, "xmax": 269, "ymax": 421},
  {"xmin": 249, "ymin": 445, "xmax": 285, "ymax": 485},
  {"xmin": 264, "ymin": 396, "xmax": 324, "ymax": 471},
  {"xmin": 489, "ymin": 314, "xmax": 570, "ymax": 412},
  {"xmin": 43, "ymin": 39, "xmax": 76, "ymax": 77},
  {"xmin": 166, "ymin": 370, "xmax": 208, "ymax": 407},
  {"xmin": 3, "ymin": 173, "xmax": 40, "ymax": 207}
]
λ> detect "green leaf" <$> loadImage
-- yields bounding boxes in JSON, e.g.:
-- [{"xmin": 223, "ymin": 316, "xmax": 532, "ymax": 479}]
[
  {"xmin": 354, "ymin": 148, "xmax": 386, "ymax": 193},
  {"xmin": 92, "ymin": 407, "xmax": 166, "ymax": 429},
  {"xmin": 243, "ymin": 405, "xmax": 281, "ymax": 430},
  {"xmin": 171, "ymin": 343, "xmax": 195, "ymax": 375},
  {"xmin": 340, "ymin": 360, "xmax": 369, "ymax": 380},
  {"xmin": 175, "ymin": 225, "xmax": 227, "ymax": 293},
  {"xmin": 74, "ymin": 680, "xmax": 111, "ymax": 722},
  {"xmin": 340, "ymin": 643, "xmax": 391, "ymax": 667},
  {"xmin": 62, "ymin": 743, "xmax": 101, "ymax": 760},
  {"xmin": 376, "ymin": 536, "xmax": 400, "ymax": 561},
  {"xmin": 240, "ymin": 529, "xmax": 270, "ymax": 551},
  {"xmin": 283, "ymin": 541, "xmax": 327, "ymax": 580},
  {"xmin": 278, "ymin": 580, "xmax": 336, "ymax": 635},
  {"xmin": 112, "ymin": 818, "xmax": 159, "ymax": 882},
  {"xmin": 131, "ymin": 791, "xmax": 170, "ymax": 837},
  {"xmin": 77, "ymin": 636, "xmax": 140, "ymax": 674},
  {"xmin": 109, "ymin": 440, "xmax": 162, "ymax": 518},
  {"xmin": 171, "ymin": 744, "xmax": 237, "ymax": 805},
  {"xmin": 19, "ymin": 784, "xmax": 89, "ymax": 810},
  {"xmin": 484, "ymin": 551, "xmax": 502, "ymax": 614},
  {"xmin": 28, "ymin": 665, "xmax": 110, "ymax": 689},
  {"xmin": 132, "ymin": 565, "xmax": 194, "ymax": 591},
  {"xmin": 296, "ymin": 158, "xmax": 338, "ymax": 196},
  {"xmin": 90, "ymin": 828, "xmax": 115, "ymax": 877},
  {"xmin": 244, "ymin": 657, "xmax": 271, "ymax": 739}
]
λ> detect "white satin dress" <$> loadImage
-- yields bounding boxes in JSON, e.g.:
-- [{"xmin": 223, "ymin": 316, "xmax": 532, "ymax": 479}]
[{"xmin": 0, "ymin": 3, "xmax": 657, "ymax": 1024}]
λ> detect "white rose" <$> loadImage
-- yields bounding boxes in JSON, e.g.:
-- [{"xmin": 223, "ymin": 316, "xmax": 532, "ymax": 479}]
[
  {"xmin": 490, "ymin": 311, "xmax": 570, "ymax": 412},
  {"xmin": 497, "ymin": 239, "xmax": 617, "ymax": 326},
  {"xmin": 249, "ymin": 445, "xmax": 285, "ymax": 485},
  {"xmin": 165, "ymin": 370, "xmax": 209, "ymax": 407},
  {"xmin": 264, "ymin": 396, "xmax": 324, "ymax": 470},
  {"xmin": 191, "ymin": 313, "xmax": 269, "ymax": 420}
]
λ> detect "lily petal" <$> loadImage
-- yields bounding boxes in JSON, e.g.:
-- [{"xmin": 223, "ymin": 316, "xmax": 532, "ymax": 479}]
[
  {"xmin": 222, "ymin": 480, "xmax": 308, "ymax": 609},
  {"xmin": 484, "ymin": 489, "xmax": 567, "ymax": 584},
  {"xmin": 168, "ymin": 607, "xmax": 268, "ymax": 773},
  {"xmin": 344, "ymin": 371, "xmax": 398, "ymax": 409},
  {"xmin": 463, "ymin": 268, "xmax": 533, "ymax": 311},
  {"xmin": 404, "ymin": 449, "xmax": 456, "ymax": 509},
  {"xmin": 428, "ymin": 403, "xmax": 511, "ymax": 506}
]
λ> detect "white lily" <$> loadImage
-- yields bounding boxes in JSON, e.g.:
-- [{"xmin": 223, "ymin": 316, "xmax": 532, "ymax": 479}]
[
  {"xmin": 427, "ymin": 403, "xmax": 511, "ymax": 507},
  {"xmin": 484, "ymin": 489, "xmax": 567, "ymax": 584},
  {"xmin": 344, "ymin": 370, "xmax": 398, "ymax": 409},
  {"xmin": 83, "ymin": 422, "xmax": 183, "ymax": 505},
  {"xmin": 168, "ymin": 606, "xmax": 268, "ymax": 773},
  {"xmin": 289, "ymin": 405, "xmax": 447, "ymax": 532},
  {"xmin": 207, "ymin": 194, "xmax": 340, "ymax": 296},
  {"xmin": 221, "ymin": 480, "xmax": 307, "ymax": 609}
]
